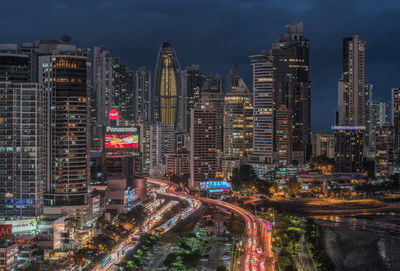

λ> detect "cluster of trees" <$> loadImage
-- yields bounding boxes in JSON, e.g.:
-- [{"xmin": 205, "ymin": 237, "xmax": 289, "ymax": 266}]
[
  {"xmin": 121, "ymin": 233, "xmax": 160, "ymax": 271},
  {"xmin": 226, "ymin": 214, "xmax": 245, "ymax": 239},
  {"xmin": 72, "ymin": 206, "xmax": 147, "ymax": 268},
  {"xmin": 356, "ymin": 174, "xmax": 400, "ymax": 195},
  {"xmin": 164, "ymin": 172, "xmax": 190, "ymax": 187},
  {"xmin": 310, "ymin": 156, "xmax": 334, "ymax": 174},
  {"xmin": 272, "ymin": 214, "xmax": 301, "ymax": 270},
  {"xmin": 231, "ymin": 164, "xmax": 272, "ymax": 194},
  {"xmin": 304, "ymin": 219, "xmax": 335, "ymax": 271},
  {"xmin": 164, "ymin": 233, "xmax": 204, "ymax": 270}
]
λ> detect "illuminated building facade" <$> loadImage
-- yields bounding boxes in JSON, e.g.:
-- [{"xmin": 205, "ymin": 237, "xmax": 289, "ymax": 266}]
[
  {"xmin": 249, "ymin": 52, "xmax": 274, "ymax": 164},
  {"xmin": 272, "ymin": 22, "xmax": 311, "ymax": 164},
  {"xmin": 190, "ymin": 103, "xmax": 217, "ymax": 190},
  {"xmin": 135, "ymin": 66, "xmax": 152, "ymax": 121},
  {"xmin": 374, "ymin": 124, "xmax": 395, "ymax": 178},
  {"xmin": 93, "ymin": 46, "xmax": 113, "ymax": 132},
  {"xmin": 337, "ymin": 35, "xmax": 366, "ymax": 126},
  {"xmin": 276, "ymin": 105, "xmax": 291, "ymax": 165},
  {"xmin": 199, "ymin": 89, "xmax": 224, "ymax": 153},
  {"xmin": 39, "ymin": 53, "xmax": 90, "ymax": 207},
  {"xmin": 333, "ymin": 126, "xmax": 365, "ymax": 173},
  {"xmin": 223, "ymin": 78, "xmax": 253, "ymax": 175},
  {"xmin": 0, "ymin": 83, "xmax": 45, "ymax": 218},
  {"xmin": 226, "ymin": 65, "xmax": 241, "ymax": 93},
  {"xmin": 181, "ymin": 64, "xmax": 203, "ymax": 133},
  {"xmin": 0, "ymin": 44, "xmax": 31, "ymax": 82},
  {"xmin": 154, "ymin": 41, "xmax": 182, "ymax": 130},
  {"xmin": 312, "ymin": 131, "xmax": 335, "ymax": 159},
  {"xmin": 166, "ymin": 151, "xmax": 190, "ymax": 176},
  {"xmin": 392, "ymin": 87, "xmax": 400, "ymax": 150},
  {"xmin": 112, "ymin": 58, "xmax": 134, "ymax": 121}
]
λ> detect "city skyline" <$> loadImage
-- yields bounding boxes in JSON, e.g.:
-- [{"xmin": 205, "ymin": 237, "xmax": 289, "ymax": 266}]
[{"xmin": 1, "ymin": 0, "xmax": 400, "ymax": 132}]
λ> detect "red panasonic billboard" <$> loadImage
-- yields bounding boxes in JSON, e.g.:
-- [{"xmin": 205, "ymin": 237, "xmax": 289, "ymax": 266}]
[
  {"xmin": 0, "ymin": 224, "xmax": 12, "ymax": 238},
  {"xmin": 105, "ymin": 126, "xmax": 140, "ymax": 150}
]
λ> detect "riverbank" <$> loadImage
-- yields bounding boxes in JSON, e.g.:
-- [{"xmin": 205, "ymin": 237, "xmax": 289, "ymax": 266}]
[{"xmin": 257, "ymin": 198, "xmax": 400, "ymax": 215}]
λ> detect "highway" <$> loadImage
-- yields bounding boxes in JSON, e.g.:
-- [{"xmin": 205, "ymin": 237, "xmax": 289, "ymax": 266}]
[
  {"xmin": 148, "ymin": 178, "xmax": 271, "ymax": 271},
  {"xmin": 91, "ymin": 181, "xmax": 201, "ymax": 271}
]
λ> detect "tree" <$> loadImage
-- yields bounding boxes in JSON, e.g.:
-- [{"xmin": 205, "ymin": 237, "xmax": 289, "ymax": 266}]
[
  {"xmin": 231, "ymin": 164, "xmax": 258, "ymax": 188},
  {"xmin": 286, "ymin": 177, "xmax": 301, "ymax": 197}
]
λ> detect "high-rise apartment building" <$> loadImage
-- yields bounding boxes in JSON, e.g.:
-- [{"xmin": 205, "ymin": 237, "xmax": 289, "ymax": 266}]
[
  {"xmin": 333, "ymin": 126, "xmax": 365, "ymax": 173},
  {"xmin": 272, "ymin": 22, "xmax": 311, "ymax": 164},
  {"xmin": 189, "ymin": 103, "xmax": 217, "ymax": 190},
  {"xmin": 223, "ymin": 79, "xmax": 253, "ymax": 176},
  {"xmin": 93, "ymin": 46, "xmax": 113, "ymax": 131},
  {"xmin": 112, "ymin": 58, "xmax": 134, "ymax": 121},
  {"xmin": 249, "ymin": 51, "xmax": 274, "ymax": 164},
  {"xmin": 392, "ymin": 88, "xmax": 400, "ymax": 151},
  {"xmin": 181, "ymin": 65, "xmax": 203, "ymax": 133},
  {"xmin": 276, "ymin": 105, "xmax": 291, "ymax": 165},
  {"xmin": 135, "ymin": 66, "xmax": 152, "ymax": 121},
  {"xmin": 154, "ymin": 41, "xmax": 182, "ymax": 130},
  {"xmin": 0, "ymin": 44, "xmax": 31, "ymax": 82},
  {"xmin": 337, "ymin": 35, "xmax": 366, "ymax": 126},
  {"xmin": 372, "ymin": 99, "xmax": 390, "ymax": 126},
  {"xmin": 312, "ymin": 131, "xmax": 335, "ymax": 159},
  {"xmin": 202, "ymin": 73, "xmax": 224, "ymax": 94},
  {"xmin": 374, "ymin": 124, "xmax": 395, "ymax": 178},
  {"xmin": 226, "ymin": 65, "xmax": 241, "ymax": 93},
  {"xmin": 0, "ymin": 83, "xmax": 45, "ymax": 218},
  {"xmin": 199, "ymin": 89, "xmax": 224, "ymax": 153},
  {"xmin": 39, "ymin": 50, "xmax": 90, "ymax": 208},
  {"xmin": 223, "ymin": 79, "xmax": 253, "ymax": 159}
]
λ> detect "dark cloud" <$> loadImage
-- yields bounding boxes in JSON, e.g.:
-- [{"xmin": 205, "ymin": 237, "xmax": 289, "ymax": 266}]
[{"xmin": 1, "ymin": 0, "xmax": 400, "ymax": 131}]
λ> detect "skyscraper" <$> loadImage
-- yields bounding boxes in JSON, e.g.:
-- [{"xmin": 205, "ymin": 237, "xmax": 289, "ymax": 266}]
[
  {"xmin": 135, "ymin": 66, "xmax": 152, "ymax": 121},
  {"xmin": 199, "ymin": 89, "xmax": 224, "ymax": 153},
  {"xmin": 112, "ymin": 58, "xmax": 134, "ymax": 121},
  {"xmin": 189, "ymin": 102, "xmax": 217, "ymax": 190},
  {"xmin": 337, "ymin": 35, "xmax": 366, "ymax": 126},
  {"xmin": 0, "ymin": 44, "xmax": 31, "ymax": 82},
  {"xmin": 312, "ymin": 131, "xmax": 335, "ymax": 159},
  {"xmin": 93, "ymin": 46, "xmax": 113, "ymax": 130},
  {"xmin": 250, "ymin": 51, "xmax": 274, "ymax": 164},
  {"xmin": 223, "ymin": 79, "xmax": 253, "ymax": 159},
  {"xmin": 272, "ymin": 22, "xmax": 311, "ymax": 164},
  {"xmin": 154, "ymin": 41, "xmax": 182, "ymax": 130},
  {"xmin": 372, "ymin": 99, "xmax": 390, "ymax": 126},
  {"xmin": 0, "ymin": 83, "xmax": 45, "ymax": 218},
  {"xmin": 226, "ymin": 65, "xmax": 241, "ymax": 93},
  {"xmin": 392, "ymin": 87, "xmax": 400, "ymax": 150},
  {"xmin": 202, "ymin": 73, "xmax": 224, "ymax": 94},
  {"xmin": 223, "ymin": 79, "xmax": 253, "ymax": 176},
  {"xmin": 333, "ymin": 126, "xmax": 365, "ymax": 173},
  {"xmin": 39, "ymin": 50, "xmax": 90, "ymax": 208},
  {"xmin": 181, "ymin": 64, "xmax": 203, "ymax": 133},
  {"xmin": 374, "ymin": 124, "xmax": 395, "ymax": 177},
  {"xmin": 276, "ymin": 105, "xmax": 291, "ymax": 165}
]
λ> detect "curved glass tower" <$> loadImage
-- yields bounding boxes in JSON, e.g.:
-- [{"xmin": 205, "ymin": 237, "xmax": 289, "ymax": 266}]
[{"xmin": 154, "ymin": 41, "xmax": 182, "ymax": 129}]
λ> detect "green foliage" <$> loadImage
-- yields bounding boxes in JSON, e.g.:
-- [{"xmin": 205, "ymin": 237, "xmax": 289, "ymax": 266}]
[
  {"xmin": 310, "ymin": 155, "xmax": 334, "ymax": 167},
  {"xmin": 163, "ymin": 231, "xmax": 204, "ymax": 270},
  {"xmin": 285, "ymin": 177, "xmax": 301, "ymax": 197},
  {"xmin": 231, "ymin": 164, "xmax": 272, "ymax": 194},
  {"xmin": 304, "ymin": 219, "xmax": 335, "ymax": 271},
  {"xmin": 226, "ymin": 214, "xmax": 245, "ymax": 238}
]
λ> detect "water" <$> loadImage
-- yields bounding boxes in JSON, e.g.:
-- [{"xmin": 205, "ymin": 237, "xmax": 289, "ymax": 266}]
[{"xmin": 312, "ymin": 212, "xmax": 400, "ymax": 271}]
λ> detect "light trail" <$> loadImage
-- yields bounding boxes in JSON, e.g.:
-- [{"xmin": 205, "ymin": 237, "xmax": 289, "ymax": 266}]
[{"xmin": 148, "ymin": 179, "xmax": 269, "ymax": 271}]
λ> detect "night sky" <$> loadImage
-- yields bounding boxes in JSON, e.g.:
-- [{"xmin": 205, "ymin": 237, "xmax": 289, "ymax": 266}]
[{"xmin": 2, "ymin": 0, "xmax": 400, "ymax": 131}]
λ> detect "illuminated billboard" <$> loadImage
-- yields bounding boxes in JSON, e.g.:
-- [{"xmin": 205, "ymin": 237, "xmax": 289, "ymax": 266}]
[
  {"xmin": 200, "ymin": 180, "xmax": 232, "ymax": 191},
  {"xmin": 105, "ymin": 126, "xmax": 140, "ymax": 150}
]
